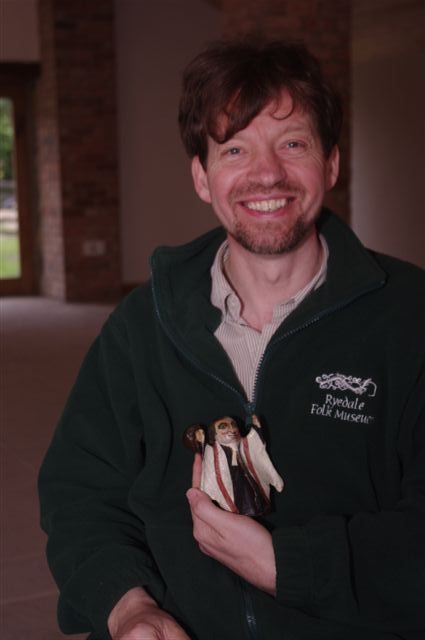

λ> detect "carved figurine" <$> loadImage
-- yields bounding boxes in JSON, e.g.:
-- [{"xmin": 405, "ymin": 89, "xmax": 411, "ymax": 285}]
[{"xmin": 183, "ymin": 416, "xmax": 284, "ymax": 516}]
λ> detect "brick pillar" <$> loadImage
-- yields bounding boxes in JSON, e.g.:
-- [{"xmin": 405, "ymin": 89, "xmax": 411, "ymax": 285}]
[
  {"xmin": 36, "ymin": 0, "xmax": 66, "ymax": 299},
  {"xmin": 36, "ymin": 0, "xmax": 121, "ymax": 301},
  {"xmin": 221, "ymin": 0, "xmax": 351, "ymax": 222}
]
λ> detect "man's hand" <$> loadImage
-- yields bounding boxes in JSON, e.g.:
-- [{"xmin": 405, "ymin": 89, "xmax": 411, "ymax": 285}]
[
  {"xmin": 186, "ymin": 454, "xmax": 276, "ymax": 595},
  {"xmin": 107, "ymin": 586, "xmax": 190, "ymax": 640}
]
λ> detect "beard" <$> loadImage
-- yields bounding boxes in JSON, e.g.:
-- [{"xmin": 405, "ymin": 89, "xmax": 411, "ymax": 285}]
[
  {"xmin": 227, "ymin": 180, "xmax": 321, "ymax": 255},
  {"xmin": 229, "ymin": 206, "xmax": 319, "ymax": 255}
]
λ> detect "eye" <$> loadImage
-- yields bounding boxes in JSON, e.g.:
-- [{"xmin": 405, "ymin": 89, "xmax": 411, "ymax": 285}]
[
  {"xmin": 225, "ymin": 147, "xmax": 241, "ymax": 156},
  {"xmin": 287, "ymin": 140, "xmax": 305, "ymax": 150}
]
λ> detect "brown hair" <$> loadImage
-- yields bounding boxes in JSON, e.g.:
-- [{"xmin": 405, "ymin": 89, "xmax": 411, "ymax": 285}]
[{"xmin": 178, "ymin": 39, "xmax": 342, "ymax": 167}]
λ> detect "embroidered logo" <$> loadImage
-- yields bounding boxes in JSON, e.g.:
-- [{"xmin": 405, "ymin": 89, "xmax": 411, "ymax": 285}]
[
  {"xmin": 310, "ymin": 372, "xmax": 378, "ymax": 425},
  {"xmin": 315, "ymin": 373, "xmax": 377, "ymax": 397}
]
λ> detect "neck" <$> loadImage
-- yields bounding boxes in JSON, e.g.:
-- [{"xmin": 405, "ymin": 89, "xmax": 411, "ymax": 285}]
[{"xmin": 225, "ymin": 229, "xmax": 322, "ymax": 331}]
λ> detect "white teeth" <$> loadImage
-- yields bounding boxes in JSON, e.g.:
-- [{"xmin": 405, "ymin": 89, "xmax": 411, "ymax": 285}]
[{"xmin": 245, "ymin": 198, "xmax": 287, "ymax": 212}]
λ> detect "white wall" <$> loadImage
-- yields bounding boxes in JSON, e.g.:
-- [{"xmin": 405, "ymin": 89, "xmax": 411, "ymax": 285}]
[
  {"xmin": 0, "ymin": 0, "xmax": 40, "ymax": 61},
  {"xmin": 115, "ymin": 0, "xmax": 222, "ymax": 283},
  {"xmin": 351, "ymin": 0, "xmax": 425, "ymax": 268}
]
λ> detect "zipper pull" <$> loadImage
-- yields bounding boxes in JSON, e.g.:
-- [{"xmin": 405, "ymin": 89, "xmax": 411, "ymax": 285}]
[{"xmin": 244, "ymin": 402, "xmax": 256, "ymax": 429}]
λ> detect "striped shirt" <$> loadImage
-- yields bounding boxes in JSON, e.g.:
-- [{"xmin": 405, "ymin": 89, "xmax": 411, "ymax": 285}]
[{"xmin": 210, "ymin": 237, "xmax": 329, "ymax": 401}]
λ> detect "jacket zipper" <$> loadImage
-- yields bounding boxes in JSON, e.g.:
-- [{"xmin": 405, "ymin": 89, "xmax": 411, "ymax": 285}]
[
  {"xmin": 240, "ymin": 578, "xmax": 258, "ymax": 640},
  {"xmin": 248, "ymin": 286, "xmax": 383, "ymax": 413},
  {"xmin": 152, "ymin": 279, "xmax": 383, "ymax": 639}
]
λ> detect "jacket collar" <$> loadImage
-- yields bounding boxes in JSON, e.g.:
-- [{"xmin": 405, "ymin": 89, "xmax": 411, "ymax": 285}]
[
  {"xmin": 266, "ymin": 209, "xmax": 387, "ymax": 341},
  {"xmin": 150, "ymin": 209, "xmax": 386, "ymax": 392}
]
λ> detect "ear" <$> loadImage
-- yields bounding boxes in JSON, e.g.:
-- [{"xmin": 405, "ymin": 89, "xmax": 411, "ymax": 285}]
[
  {"xmin": 325, "ymin": 145, "xmax": 340, "ymax": 191},
  {"xmin": 191, "ymin": 156, "xmax": 212, "ymax": 203}
]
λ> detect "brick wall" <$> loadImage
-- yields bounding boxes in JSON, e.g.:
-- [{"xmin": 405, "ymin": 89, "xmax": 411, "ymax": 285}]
[
  {"xmin": 34, "ymin": 0, "xmax": 350, "ymax": 302},
  {"xmin": 221, "ymin": 0, "xmax": 351, "ymax": 221},
  {"xmin": 36, "ymin": 0, "xmax": 66, "ymax": 299},
  {"xmin": 36, "ymin": 0, "xmax": 121, "ymax": 301}
]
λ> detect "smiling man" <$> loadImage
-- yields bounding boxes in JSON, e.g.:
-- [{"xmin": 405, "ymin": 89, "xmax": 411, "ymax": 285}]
[
  {"xmin": 190, "ymin": 88, "xmax": 338, "ymax": 331},
  {"xmin": 191, "ymin": 94, "xmax": 338, "ymax": 255},
  {"xmin": 39, "ymin": 40, "xmax": 425, "ymax": 640}
]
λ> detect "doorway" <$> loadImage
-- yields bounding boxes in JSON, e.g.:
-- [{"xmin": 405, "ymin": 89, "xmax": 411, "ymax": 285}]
[{"xmin": 0, "ymin": 66, "xmax": 38, "ymax": 295}]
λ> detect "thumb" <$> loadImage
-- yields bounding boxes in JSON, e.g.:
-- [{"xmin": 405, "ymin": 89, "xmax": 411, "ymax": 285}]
[
  {"xmin": 191, "ymin": 452, "xmax": 202, "ymax": 488},
  {"xmin": 186, "ymin": 487, "xmax": 204, "ymax": 505},
  {"xmin": 186, "ymin": 487, "xmax": 220, "ymax": 523}
]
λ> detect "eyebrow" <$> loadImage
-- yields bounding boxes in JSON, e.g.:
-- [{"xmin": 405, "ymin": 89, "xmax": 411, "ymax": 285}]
[
  {"xmin": 274, "ymin": 122, "xmax": 312, "ymax": 135},
  {"xmin": 227, "ymin": 122, "xmax": 313, "ymax": 141}
]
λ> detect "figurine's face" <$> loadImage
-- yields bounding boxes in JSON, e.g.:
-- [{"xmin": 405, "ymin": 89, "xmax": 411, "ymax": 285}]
[
  {"xmin": 195, "ymin": 429, "xmax": 204, "ymax": 443},
  {"xmin": 214, "ymin": 418, "xmax": 240, "ymax": 445}
]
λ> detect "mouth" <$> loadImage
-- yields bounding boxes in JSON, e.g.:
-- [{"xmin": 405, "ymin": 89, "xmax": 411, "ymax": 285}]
[{"xmin": 243, "ymin": 197, "xmax": 295, "ymax": 215}]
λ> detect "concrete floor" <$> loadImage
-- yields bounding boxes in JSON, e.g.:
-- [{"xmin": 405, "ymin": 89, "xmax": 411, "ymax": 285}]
[{"xmin": 1, "ymin": 297, "xmax": 113, "ymax": 639}]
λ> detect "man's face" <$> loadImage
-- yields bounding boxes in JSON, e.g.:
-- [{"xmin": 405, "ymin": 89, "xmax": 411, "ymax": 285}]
[
  {"xmin": 191, "ymin": 91, "xmax": 339, "ymax": 255},
  {"xmin": 214, "ymin": 418, "xmax": 240, "ymax": 445}
]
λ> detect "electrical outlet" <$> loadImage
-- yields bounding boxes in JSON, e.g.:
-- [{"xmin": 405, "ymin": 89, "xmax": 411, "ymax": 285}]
[{"xmin": 82, "ymin": 239, "xmax": 106, "ymax": 257}]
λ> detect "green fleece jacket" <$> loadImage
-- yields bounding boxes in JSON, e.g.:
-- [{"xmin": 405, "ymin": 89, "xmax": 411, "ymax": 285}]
[{"xmin": 39, "ymin": 210, "xmax": 425, "ymax": 640}]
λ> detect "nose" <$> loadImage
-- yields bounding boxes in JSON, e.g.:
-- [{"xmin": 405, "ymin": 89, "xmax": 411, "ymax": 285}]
[{"xmin": 247, "ymin": 147, "xmax": 286, "ymax": 187}]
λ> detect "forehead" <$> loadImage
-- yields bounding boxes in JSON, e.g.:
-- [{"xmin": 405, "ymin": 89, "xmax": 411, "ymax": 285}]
[
  {"xmin": 264, "ymin": 90, "xmax": 296, "ymax": 119},
  {"xmin": 214, "ymin": 90, "xmax": 316, "ymax": 142},
  {"xmin": 215, "ymin": 419, "xmax": 236, "ymax": 429}
]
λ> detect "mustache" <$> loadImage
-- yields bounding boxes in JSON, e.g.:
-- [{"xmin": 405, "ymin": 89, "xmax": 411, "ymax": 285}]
[{"xmin": 230, "ymin": 180, "xmax": 304, "ymax": 200}]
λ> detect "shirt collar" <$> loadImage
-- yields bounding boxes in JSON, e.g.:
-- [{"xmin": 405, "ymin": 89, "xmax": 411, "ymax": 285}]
[{"xmin": 210, "ymin": 235, "xmax": 329, "ymax": 324}]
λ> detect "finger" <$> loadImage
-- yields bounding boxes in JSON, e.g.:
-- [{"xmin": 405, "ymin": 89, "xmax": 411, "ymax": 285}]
[
  {"xmin": 187, "ymin": 487, "xmax": 231, "ymax": 528},
  {"xmin": 165, "ymin": 620, "xmax": 192, "ymax": 640},
  {"xmin": 191, "ymin": 452, "xmax": 202, "ymax": 489},
  {"xmin": 187, "ymin": 487, "xmax": 209, "ymax": 508},
  {"xmin": 171, "ymin": 623, "xmax": 191, "ymax": 639}
]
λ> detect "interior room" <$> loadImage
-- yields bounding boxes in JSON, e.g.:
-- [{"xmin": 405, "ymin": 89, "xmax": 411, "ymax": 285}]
[{"xmin": 1, "ymin": 0, "xmax": 424, "ymax": 638}]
